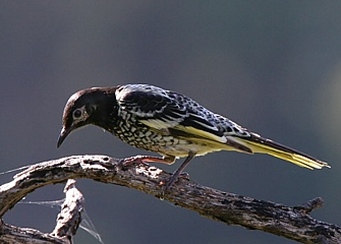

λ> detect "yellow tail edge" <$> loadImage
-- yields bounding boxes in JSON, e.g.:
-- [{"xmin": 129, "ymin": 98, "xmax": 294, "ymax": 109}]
[{"xmin": 242, "ymin": 140, "xmax": 330, "ymax": 170}]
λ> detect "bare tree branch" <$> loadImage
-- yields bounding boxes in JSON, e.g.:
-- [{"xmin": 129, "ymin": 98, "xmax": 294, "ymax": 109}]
[
  {"xmin": 0, "ymin": 178, "xmax": 84, "ymax": 243},
  {"xmin": 0, "ymin": 155, "xmax": 340, "ymax": 244},
  {"xmin": 0, "ymin": 220, "xmax": 66, "ymax": 244},
  {"xmin": 51, "ymin": 179, "xmax": 84, "ymax": 242}
]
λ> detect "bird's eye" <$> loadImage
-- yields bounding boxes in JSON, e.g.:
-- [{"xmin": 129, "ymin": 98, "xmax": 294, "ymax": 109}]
[{"xmin": 73, "ymin": 109, "xmax": 83, "ymax": 119}]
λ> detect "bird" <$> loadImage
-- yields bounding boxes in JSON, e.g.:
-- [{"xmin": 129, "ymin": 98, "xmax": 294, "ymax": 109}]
[{"xmin": 57, "ymin": 84, "xmax": 330, "ymax": 191}]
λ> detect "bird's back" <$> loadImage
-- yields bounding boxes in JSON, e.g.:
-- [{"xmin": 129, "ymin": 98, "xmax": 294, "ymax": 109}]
[{"xmin": 112, "ymin": 84, "xmax": 254, "ymax": 157}]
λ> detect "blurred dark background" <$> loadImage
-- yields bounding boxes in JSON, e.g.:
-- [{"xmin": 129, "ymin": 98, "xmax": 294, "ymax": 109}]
[{"xmin": 1, "ymin": 1, "xmax": 341, "ymax": 243}]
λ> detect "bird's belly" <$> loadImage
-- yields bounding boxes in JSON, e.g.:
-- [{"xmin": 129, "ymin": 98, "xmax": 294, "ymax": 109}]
[
  {"xmin": 158, "ymin": 143, "xmax": 224, "ymax": 158},
  {"xmin": 113, "ymin": 126, "xmax": 224, "ymax": 158}
]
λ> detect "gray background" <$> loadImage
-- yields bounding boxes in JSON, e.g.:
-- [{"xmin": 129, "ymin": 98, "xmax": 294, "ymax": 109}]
[{"xmin": 1, "ymin": 1, "xmax": 341, "ymax": 243}]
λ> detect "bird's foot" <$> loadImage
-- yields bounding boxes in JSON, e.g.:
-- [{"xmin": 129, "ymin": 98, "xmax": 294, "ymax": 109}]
[
  {"xmin": 118, "ymin": 155, "xmax": 173, "ymax": 169},
  {"xmin": 159, "ymin": 153, "xmax": 195, "ymax": 198},
  {"xmin": 179, "ymin": 171, "xmax": 190, "ymax": 180},
  {"xmin": 159, "ymin": 172, "xmax": 190, "ymax": 198},
  {"xmin": 118, "ymin": 155, "xmax": 149, "ymax": 168}
]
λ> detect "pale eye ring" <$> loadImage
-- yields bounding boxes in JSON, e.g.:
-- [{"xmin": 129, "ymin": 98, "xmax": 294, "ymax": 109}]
[{"xmin": 73, "ymin": 109, "xmax": 83, "ymax": 119}]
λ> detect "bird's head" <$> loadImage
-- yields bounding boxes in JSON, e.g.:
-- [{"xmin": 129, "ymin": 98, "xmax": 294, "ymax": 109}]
[{"xmin": 57, "ymin": 87, "xmax": 117, "ymax": 148}]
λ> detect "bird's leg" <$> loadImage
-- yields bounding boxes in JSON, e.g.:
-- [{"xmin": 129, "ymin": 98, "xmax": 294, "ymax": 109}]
[
  {"xmin": 162, "ymin": 152, "xmax": 196, "ymax": 194},
  {"xmin": 118, "ymin": 155, "xmax": 175, "ymax": 168}
]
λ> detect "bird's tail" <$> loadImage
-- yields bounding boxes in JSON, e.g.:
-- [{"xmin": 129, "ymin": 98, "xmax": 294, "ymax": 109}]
[{"xmin": 236, "ymin": 134, "xmax": 330, "ymax": 170}]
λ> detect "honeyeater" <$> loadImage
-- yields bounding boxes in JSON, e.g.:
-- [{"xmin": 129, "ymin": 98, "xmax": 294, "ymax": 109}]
[{"xmin": 57, "ymin": 84, "xmax": 330, "ymax": 190}]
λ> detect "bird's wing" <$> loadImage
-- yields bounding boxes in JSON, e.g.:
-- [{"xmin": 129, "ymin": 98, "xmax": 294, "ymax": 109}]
[
  {"xmin": 116, "ymin": 84, "xmax": 189, "ymax": 128},
  {"xmin": 115, "ymin": 84, "xmax": 252, "ymax": 153}
]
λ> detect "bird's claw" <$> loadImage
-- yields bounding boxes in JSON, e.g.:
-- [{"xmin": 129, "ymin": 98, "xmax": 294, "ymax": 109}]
[
  {"xmin": 179, "ymin": 171, "xmax": 190, "ymax": 180},
  {"xmin": 159, "ymin": 172, "xmax": 190, "ymax": 199},
  {"xmin": 117, "ymin": 154, "xmax": 176, "ymax": 170},
  {"xmin": 117, "ymin": 155, "xmax": 150, "ymax": 170}
]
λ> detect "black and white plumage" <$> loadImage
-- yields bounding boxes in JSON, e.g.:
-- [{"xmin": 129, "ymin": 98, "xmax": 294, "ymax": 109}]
[{"xmin": 57, "ymin": 84, "xmax": 330, "ymax": 189}]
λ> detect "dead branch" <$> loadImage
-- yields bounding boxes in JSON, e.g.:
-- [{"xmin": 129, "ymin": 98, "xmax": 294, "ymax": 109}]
[
  {"xmin": 51, "ymin": 179, "xmax": 84, "ymax": 242},
  {"xmin": 0, "ymin": 178, "xmax": 83, "ymax": 243},
  {"xmin": 0, "ymin": 155, "xmax": 340, "ymax": 244}
]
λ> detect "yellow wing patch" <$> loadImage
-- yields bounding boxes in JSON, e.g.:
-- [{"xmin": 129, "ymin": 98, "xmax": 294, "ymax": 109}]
[
  {"xmin": 140, "ymin": 119, "xmax": 176, "ymax": 130},
  {"xmin": 140, "ymin": 119, "xmax": 227, "ymax": 143},
  {"xmin": 174, "ymin": 125, "xmax": 227, "ymax": 143}
]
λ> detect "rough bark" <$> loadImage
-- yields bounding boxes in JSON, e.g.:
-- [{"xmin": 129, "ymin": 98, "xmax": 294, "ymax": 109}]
[{"xmin": 0, "ymin": 155, "xmax": 339, "ymax": 243}]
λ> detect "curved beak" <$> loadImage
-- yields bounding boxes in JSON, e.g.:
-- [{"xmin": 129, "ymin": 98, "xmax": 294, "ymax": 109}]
[{"xmin": 57, "ymin": 126, "xmax": 72, "ymax": 148}]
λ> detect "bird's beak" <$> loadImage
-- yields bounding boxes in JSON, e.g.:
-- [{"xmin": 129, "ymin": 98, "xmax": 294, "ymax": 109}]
[{"xmin": 57, "ymin": 126, "xmax": 71, "ymax": 148}]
